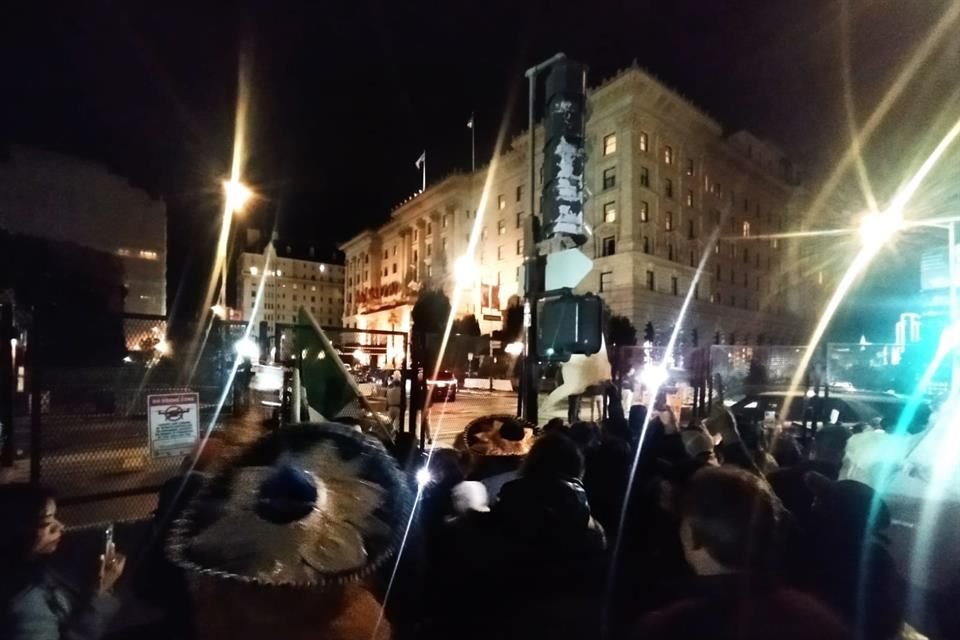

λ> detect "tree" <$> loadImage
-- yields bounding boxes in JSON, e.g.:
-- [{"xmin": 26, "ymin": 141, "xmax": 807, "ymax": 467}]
[
  {"xmin": 411, "ymin": 289, "xmax": 451, "ymax": 372},
  {"xmin": 643, "ymin": 321, "xmax": 656, "ymax": 344},
  {"xmin": 745, "ymin": 354, "xmax": 769, "ymax": 386},
  {"xmin": 411, "ymin": 289, "xmax": 451, "ymax": 335},
  {"xmin": 606, "ymin": 314, "xmax": 637, "ymax": 347},
  {"xmin": 456, "ymin": 313, "xmax": 482, "ymax": 337},
  {"xmin": 502, "ymin": 302, "xmax": 524, "ymax": 343}
]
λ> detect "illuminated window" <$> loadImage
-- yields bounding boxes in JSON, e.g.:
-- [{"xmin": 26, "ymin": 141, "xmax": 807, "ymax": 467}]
[
  {"xmin": 601, "ymin": 236, "xmax": 616, "ymax": 257},
  {"xmin": 603, "ymin": 201, "xmax": 616, "ymax": 223},
  {"xmin": 640, "ymin": 166, "xmax": 650, "ymax": 188},
  {"xmin": 639, "ymin": 131, "xmax": 649, "ymax": 152},
  {"xmin": 640, "ymin": 201, "xmax": 649, "ymax": 222},
  {"xmin": 664, "ymin": 145, "xmax": 673, "ymax": 165},
  {"xmin": 498, "ymin": 195, "xmax": 506, "ymax": 210},
  {"xmin": 686, "ymin": 159, "xmax": 694, "ymax": 176},
  {"xmin": 686, "ymin": 190, "xmax": 694, "ymax": 207},
  {"xmin": 665, "ymin": 211, "xmax": 673, "ymax": 231},
  {"xmin": 442, "ymin": 215, "xmax": 449, "ymax": 228},
  {"xmin": 603, "ymin": 133, "xmax": 617, "ymax": 155},
  {"xmin": 742, "ymin": 221, "xmax": 751, "ymax": 237},
  {"xmin": 517, "ymin": 239, "xmax": 523, "ymax": 255},
  {"xmin": 602, "ymin": 167, "xmax": 616, "ymax": 190},
  {"xmin": 138, "ymin": 250, "xmax": 158, "ymax": 260},
  {"xmin": 498, "ymin": 220, "xmax": 506, "ymax": 235},
  {"xmin": 117, "ymin": 248, "xmax": 131, "ymax": 257}
]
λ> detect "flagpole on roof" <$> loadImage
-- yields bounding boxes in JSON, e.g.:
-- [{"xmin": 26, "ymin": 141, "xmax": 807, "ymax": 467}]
[
  {"xmin": 415, "ymin": 150, "xmax": 426, "ymax": 193},
  {"xmin": 467, "ymin": 113, "xmax": 475, "ymax": 172}
]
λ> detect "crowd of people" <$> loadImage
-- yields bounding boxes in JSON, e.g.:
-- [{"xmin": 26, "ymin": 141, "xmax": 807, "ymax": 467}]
[
  {"xmin": 0, "ymin": 401, "xmax": 956, "ymax": 639},
  {"xmin": 387, "ymin": 402, "xmax": 943, "ymax": 640}
]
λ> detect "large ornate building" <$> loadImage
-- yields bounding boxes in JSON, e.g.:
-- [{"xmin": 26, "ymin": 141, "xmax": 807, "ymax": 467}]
[{"xmin": 341, "ymin": 64, "xmax": 826, "ymax": 367}]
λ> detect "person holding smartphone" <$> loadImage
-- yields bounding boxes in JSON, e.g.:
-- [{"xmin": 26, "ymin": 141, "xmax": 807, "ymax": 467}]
[{"xmin": 0, "ymin": 483, "xmax": 125, "ymax": 640}]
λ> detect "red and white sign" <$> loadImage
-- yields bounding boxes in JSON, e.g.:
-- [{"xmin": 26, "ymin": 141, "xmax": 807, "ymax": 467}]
[{"xmin": 148, "ymin": 392, "xmax": 200, "ymax": 458}]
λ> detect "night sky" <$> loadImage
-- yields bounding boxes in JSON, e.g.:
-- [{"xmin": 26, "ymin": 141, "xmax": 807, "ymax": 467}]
[{"xmin": 3, "ymin": 1, "xmax": 958, "ymax": 339}]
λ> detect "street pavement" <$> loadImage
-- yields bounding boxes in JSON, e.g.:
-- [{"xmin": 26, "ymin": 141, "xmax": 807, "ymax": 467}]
[{"xmin": 425, "ymin": 389, "xmax": 520, "ymax": 445}]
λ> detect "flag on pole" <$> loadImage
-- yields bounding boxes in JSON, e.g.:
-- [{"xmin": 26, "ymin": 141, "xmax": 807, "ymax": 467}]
[
  {"xmin": 466, "ymin": 114, "xmax": 474, "ymax": 129},
  {"xmin": 294, "ymin": 307, "xmax": 370, "ymax": 422},
  {"xmin": 414, "ymin": 151, "xmax": 426, "ymax": 169}
]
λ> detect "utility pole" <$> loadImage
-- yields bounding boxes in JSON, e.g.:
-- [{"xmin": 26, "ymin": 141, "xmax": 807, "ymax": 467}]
[{"xmin": 521, "ymin": 53, "xmax": 589, "ymax": 425}]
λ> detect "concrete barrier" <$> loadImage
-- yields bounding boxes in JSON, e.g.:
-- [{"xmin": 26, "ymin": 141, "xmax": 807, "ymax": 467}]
[{"xmin": 463, "ymin": 378, "xmax": 514, "ymax": 392}]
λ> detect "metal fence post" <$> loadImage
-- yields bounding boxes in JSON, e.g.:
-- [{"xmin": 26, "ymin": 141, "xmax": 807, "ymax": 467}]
[
  {"xmin": 29, "ymin": 344, "xmax": 42, "ymax": 484},
  {"xmin": 0, "ymin": 302, "xmax": 14, "ymax": 468}
]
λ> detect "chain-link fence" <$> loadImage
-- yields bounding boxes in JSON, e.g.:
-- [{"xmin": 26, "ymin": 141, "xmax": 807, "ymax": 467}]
[
  {"xmin": 707, "ymin": 344, "xmax": 822, "ymax": 402},
  {"xmin": 12, "ymin": 313, "xmax": 248, "ymax": 525}
]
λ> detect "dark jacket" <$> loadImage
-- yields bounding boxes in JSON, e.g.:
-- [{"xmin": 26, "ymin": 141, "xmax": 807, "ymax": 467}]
[
  {"xmin": 634, "ymin": 573, "xmax": 849, "ymax": 640},
  {"xmin": 491, "ymin": 476, "xmax": 606, "ymax": 591},
  {"xmin": 1, "ymin": 568, "xmax": 119, "ymax": 640}
]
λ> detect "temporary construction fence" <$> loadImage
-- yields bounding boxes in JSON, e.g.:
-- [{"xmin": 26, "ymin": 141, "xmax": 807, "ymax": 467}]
[{"xmin": 6, "ymin": 313, "xmax": 253, "ymax": 525}]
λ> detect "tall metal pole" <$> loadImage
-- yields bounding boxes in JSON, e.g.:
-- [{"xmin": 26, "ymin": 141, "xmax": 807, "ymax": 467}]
[
  {"xmin": 470, "ymin": 114, "xmax": 476, "ymax": 172},
  {"xmin": 0, "ymin": 303, "xmax": 14, "ymax": 467},
  {"xmin": 521, "ymin": 52, "xmax": 566, "ymax": 425}
]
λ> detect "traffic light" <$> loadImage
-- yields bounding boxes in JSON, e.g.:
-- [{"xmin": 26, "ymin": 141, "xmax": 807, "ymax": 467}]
[
  {"xmin": 537, "ymin": 291, "xmax": 602, "ymax": 361},
  {"xmin": 541, "ymin": 60, "xmax": 588, "ymax": 246}
]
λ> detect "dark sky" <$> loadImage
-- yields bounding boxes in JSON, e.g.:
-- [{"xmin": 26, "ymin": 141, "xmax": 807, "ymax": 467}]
[{"xmin": 2, "ymin": 1, "xmax": 958, "ymax": 337}]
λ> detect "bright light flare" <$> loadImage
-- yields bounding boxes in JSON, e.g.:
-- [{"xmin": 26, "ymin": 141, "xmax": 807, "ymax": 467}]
[
  {"xmin": 504, "ymin": 341, "xmax": 524, "ymax": 356},
  {"xmin": 858, "ymin": 209, "xmax": 903, "ymax": 247},
  {"xmin": 223, "ymin": 179, "xmax": 253, "ymax": 214},
  {"xmin": 211, "ymin": 304, "xmax": 227, "ymax": 320},
  {"xmin": 454, "ymin": 256, "xmax": 477, "ymax": 284},
  {"xmin": 155, "ymin": 338, "xmax": 171, "ymax": 357},
  {"xmin": 415, "ymin": 467, "xmax": 432, "ymax": 488},
  {"xmin": 638, "ymin": 364, "xmax": 668, "ymax": 388},
  {"xmin": 234, "ymin": 336, "xmax": 261, "ymax": 361}
]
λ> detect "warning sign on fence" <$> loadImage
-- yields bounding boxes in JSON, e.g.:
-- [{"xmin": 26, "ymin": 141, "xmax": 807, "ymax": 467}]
[{"xmin": 147, "ymin": 393, "xmax": 199, "ymax": 458}]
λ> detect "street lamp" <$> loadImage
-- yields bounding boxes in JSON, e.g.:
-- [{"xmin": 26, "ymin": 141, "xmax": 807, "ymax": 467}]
[
  {"xmin": 454, "ymin": 256, "xmax": 477, "ymax": 285},
  {"xmin": 235, "ymin": 336, "xmax": 261, "ymax": 361},
  {"xmin": 223, "ymin": 179, "xmax": 253, "ymax": 215},
  {"xmin": 858, "ymin": 209, "xmax": 903, "ymax": 248},
  {"xmin": 217, "ymin": 179, "xmax": 253, "ymax": 312}
]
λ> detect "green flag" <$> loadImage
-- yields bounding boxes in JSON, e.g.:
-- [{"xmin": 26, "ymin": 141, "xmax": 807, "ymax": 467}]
[{"xmin": 295, "ymin": 307, "xmax": 367, "ymax": 420}]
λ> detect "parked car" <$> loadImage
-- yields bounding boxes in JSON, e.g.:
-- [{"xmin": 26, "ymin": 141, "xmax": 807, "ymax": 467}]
[
  {"xmin": 428, "ymin": 369, "xmax": 458, "ymax": 402},
  {"xmin": 729, "ymin": 390, "xmax": 922, "ymax": 432}
]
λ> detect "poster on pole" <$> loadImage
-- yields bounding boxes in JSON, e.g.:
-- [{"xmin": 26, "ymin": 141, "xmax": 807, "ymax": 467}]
[{"xmin": 148, "ymin": 392, "xmax": 200, "ymax": 458}]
